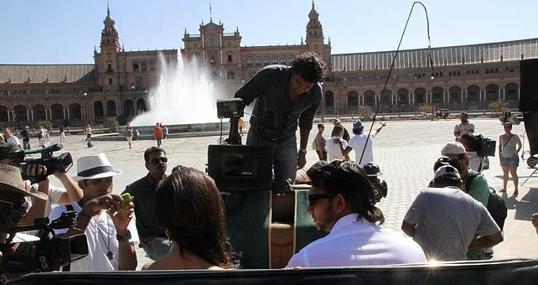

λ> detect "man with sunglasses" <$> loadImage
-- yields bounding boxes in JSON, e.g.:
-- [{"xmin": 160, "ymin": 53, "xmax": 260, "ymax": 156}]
[
  {"xmin": 235, "ymin": 52, "xmax": 324, "ymax": 192},
  {"xmin": 122, "ymin": 146, "xmax": 170, "ymax": 260},
  {"xmin": 287, "ymin": 160, "xmax": 426, "ymax": 268}
]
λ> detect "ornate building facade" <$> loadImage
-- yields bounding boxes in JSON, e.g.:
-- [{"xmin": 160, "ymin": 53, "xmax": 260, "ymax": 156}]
[{"xmin": 1, "ymin": 3, "xmax": 537, "ymax": 127}]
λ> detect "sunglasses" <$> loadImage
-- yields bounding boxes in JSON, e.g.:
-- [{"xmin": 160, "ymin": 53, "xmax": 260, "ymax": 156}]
[
  {"xmin": 308, "ymin": 192, "xmax": 337, "ymax": 207},
  {"xmin": 150, "ymin": 157, "xmax": 168, "ymax": 165}
]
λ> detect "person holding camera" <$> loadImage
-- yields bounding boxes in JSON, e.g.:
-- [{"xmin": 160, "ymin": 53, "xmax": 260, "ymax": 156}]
[
  {"xmin": 402, "ymin": 165, "xmax": 503, "ymax": 261},
  {"xmin": 458, "ymin": 134, "xmax": 484, "ymax": 172},
  {"xmin": 234, "ymin": 52, "xmax": 324, "ymax": 192},
  {"xmin": 48, "ymin": 153, "xmax": 137, "ymax": 271},
  {"xmin": 0, "ymin": 164, "xmax": 48, "ymax": 281},
  {"xmin": 0, "ymin": 143, "xmax": 83, "ymax": 226},
  {"xmin": 499, "ymin": 122, "xmax": 522, "ymax": 197}
]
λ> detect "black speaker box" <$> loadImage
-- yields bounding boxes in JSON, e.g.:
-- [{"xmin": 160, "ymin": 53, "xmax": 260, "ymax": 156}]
[
  {"xmin": 520, "ymin": 59, "xmax": 538, "ymax": 111},
  {"xmin": 524, "ymin": 111, "xmax": 538, "ymax": 156}
]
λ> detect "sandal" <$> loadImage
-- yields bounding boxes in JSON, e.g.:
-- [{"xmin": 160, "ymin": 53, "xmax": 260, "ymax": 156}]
[
  {"xmin": 513, "ymin": 191, "xmax": 519, "ymax": 197},
  {"xmin": 499, "ymin": 189, "xmax": 507, "ymax": 193}
]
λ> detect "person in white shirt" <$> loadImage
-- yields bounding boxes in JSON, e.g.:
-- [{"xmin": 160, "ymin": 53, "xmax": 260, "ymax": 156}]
[
  {"xmin": 348, "ymin": 120, "xmax": 385, "ymax": 167},
  {"xmin": 326, "ymin": 125, "xmax": 351, "ymax": 161},
  {"xmin": 49, "ymin": 153, "xmax": 137, "ymax": 272},
  {"xmin": 454, "ymin": 112, "xmax": 475, "ymax": 140},
  {"xmin": 3, "ymin": 127, "xmax": 21, "ymax": 148},
  {"xmin": 287, "ymin": 160, "xmax": 426, "ymax": 268}
]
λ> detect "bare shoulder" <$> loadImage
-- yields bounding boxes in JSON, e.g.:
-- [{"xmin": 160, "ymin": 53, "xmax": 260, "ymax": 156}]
[{"xmin": 141, "ymin": 261, "xmax": 155, "ymax": 270}]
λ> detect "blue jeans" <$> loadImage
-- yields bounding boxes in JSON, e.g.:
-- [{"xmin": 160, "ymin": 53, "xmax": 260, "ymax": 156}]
[
  {"xmin": 246, "ymin": 130, "xmax": 297, "ymax": 192},
  {"xmin": 141, "ymin": 237, "xmax": 171, "ymax": 260}
]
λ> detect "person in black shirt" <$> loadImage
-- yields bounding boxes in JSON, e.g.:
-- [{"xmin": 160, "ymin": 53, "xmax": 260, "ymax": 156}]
[
  {"xmin": 19, "ymin": 126, "xmax": 30, "ymax": 150},
  {"xmin": 122, "ymin": 146, "xmax": 170, "ymax": 260},
  {"xmin": 235, "ymin": 52, "xmax": 324, "ymax": 192}
]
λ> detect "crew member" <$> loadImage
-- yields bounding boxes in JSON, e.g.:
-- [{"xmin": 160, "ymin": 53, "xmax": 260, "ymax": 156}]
[{"xmin": 235, "ymin": 52, "xmax": 324, "ymax": 192}]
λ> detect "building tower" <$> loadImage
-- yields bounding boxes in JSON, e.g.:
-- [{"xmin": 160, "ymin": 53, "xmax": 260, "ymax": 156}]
[
  {"xmin": 96, "ymin": 4, "xmax": 122, "ymax": 90},
  {"xmin": 305, "ymin": 1, "xmax": 324, "ymax": 56}
]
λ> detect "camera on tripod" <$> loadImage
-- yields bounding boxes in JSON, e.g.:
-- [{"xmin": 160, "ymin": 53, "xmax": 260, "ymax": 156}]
[
  {"xmin": 1, "ymin": 211, "xmax": 88, "ymax": 273},
  {"xmin": 19, "ymin": 144, "xmax": 73, "ymax": 183}
]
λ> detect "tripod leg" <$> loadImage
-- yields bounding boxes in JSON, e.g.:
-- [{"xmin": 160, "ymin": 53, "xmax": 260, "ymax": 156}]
[{"xmin": 521, "ymin": 168, "xmax": 538, "ymax": 187}]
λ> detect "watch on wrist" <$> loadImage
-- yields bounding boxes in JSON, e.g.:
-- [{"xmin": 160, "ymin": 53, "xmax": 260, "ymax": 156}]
[
  {"xmin": 116, "ymin": 230, "xmax": 132, "ymax": 242},
  {"xmin": 298, "ymin": 148, "xmax": 307, "ymax": 154}
]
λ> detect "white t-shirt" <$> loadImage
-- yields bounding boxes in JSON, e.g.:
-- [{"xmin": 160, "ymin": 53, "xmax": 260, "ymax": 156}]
[
  {"xmin": 349, "ymin": 133, "xmax": 376, "ymax": 166},
  {"xmin": 49, "ymin": 204, "xmax": 119, "ymax": 272},
  {"xmin": 287, "ymin": 214, "xmax": 426, "ymax": 268},
  {"xmin": 326, "ymin": 137, "xmax": 348, "ymax": 161},
  {"xmin": 7, "ymin": 135, "xmax": 21, "ymax": 146}
]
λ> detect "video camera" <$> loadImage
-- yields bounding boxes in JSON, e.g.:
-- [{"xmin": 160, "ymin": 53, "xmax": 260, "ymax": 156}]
[
  {"xmin": 474, "ymin": 135, "xmax": 496, "ymax": 157},
  {"xmin": 20, "ymin": 144, "xmax": 73, "ymax": 183},
  {"xmin": 0, "ymin": 211, "xmax": 88, "ymax": 273},
  {"xmin": 217, "ymin": 98, "xmax": 245, "ymax": 145}
]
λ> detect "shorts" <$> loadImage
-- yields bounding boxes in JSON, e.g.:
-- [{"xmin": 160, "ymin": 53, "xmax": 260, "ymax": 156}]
[{"xmin": 500, "ymin": 156, "xmax": 519, "ymax": 167}]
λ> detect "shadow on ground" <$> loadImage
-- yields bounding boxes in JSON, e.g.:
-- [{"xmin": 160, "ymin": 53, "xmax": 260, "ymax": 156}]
[{"xmin": 502, "ymin": 188, "xmax": 538, "ymax": 221}]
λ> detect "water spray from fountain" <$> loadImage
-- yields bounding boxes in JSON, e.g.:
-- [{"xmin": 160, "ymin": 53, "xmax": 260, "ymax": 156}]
[{"xmin": 131, "ymin": 51, "xmax": 223, "ymax": 126}]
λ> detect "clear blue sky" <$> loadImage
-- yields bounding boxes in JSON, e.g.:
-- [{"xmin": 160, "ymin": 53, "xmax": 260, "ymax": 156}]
[{"xmin": 2, "ymin": 0, "xmax": 537, "ymax": 64}]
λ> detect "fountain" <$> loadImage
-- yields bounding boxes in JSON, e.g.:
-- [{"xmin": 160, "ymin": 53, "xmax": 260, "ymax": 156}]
[{"xmin": 96, "ymin": 51, "xmax": 231, "ymax": 141}]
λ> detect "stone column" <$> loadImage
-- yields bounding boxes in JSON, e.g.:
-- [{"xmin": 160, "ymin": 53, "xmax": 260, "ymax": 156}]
[
  {"xmin": 446, "ymin": 91, "xmax": 449, "ymax": 104},
  {"xmin": 7, "ymin": 110, "xmax": 11, "ymax": 122},
  {"xmin": 462, "ymin": 90, "xmax": 465, "ymax": 103},
  {"xmin": 518, "ymin": 87, "xmax": 520, "ymax": 101},
  {"xmin": 30, "ymin": 110, "xmax": 34, "ymax": 121},
  {"xmin": 500, "ymin": 89, "xmax": 504, "ymax": 101},
  {"xmin": 67, "ymin": 108, "xmax": 70, "ymax": 120},
  {"xmin": 26, "ymin": 110, "xmax": 30, "ymax": 122}
]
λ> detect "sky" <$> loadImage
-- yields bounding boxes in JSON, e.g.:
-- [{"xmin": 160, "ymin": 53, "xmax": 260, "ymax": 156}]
[{"xmin": 2, "ymin": 0, "xmax": 538, "ymax": 64}]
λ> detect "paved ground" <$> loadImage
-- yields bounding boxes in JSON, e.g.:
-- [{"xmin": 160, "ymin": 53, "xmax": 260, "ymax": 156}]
[{"xmin": 39, "ymin": 117, "xmax": 538, "ymax": 268}]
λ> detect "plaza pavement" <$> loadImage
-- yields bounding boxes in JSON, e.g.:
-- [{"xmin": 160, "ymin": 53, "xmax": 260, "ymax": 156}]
[{"xmin": 41, "ymin": 117, "xmax": 538, "ymax": 268}]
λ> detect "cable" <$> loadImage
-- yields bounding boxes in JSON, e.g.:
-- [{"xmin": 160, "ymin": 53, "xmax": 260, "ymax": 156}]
[{"xmin": 358, "ymin": 1, "xmax": 435, "ymax": 165}]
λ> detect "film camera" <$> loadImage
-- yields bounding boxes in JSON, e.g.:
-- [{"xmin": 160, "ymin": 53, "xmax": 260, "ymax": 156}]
[
  {"xmin": 363, "ymin": 163, "xmax": 388, "ymax": 204},
  {"xmin": 0, "ymin": 211, "xmax": 88, "ymax": 273},
  {"xmin": 20, "ymin": 144, "xmax": 73, "ymax": 183},
  {"xmin": 474, "ymin": 135, "xmax": 496, "ymax": 157}
]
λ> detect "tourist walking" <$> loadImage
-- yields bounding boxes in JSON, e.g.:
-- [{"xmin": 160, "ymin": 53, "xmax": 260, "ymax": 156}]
[
  {"xmin": 314, "ymin": 123, "xmax": 327, "ymax": 161},
  {"xmin": 154, "ymin": 123, "xmax": 163, "ymax": 146},
  {"xmin": 499, "ymin": 122, "xmax": 522, "ymax": 197},
  {"xmin": 85, "ymin": 124, "xmax": 93, "ymax": 148},
  {"xmin": 59, "ymin": 124, "xmax": 66, "ymax": 143},
  {"xmin": 20, "ymin": 126, "xmax": 31, "ymax": 149},
  {"xmin": 125, "ymin": 122, "xmax": 134, "ymax": 149}
]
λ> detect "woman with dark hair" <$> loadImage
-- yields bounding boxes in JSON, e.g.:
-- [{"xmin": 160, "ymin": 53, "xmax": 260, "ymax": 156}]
[
  {"xmin": 142, "ymin": 167, "xmax": 232, "ymax": 270},
  {"xmin": 499, "ymin": 122, "xmax": 522, "ymax": 196},
  {"xmin": 457, "ymin": 134, "xmax": 483, "ymax": 172},
  {"xmin": 326, "ymin": 125, "xmax": 352, "ymax": 161}
]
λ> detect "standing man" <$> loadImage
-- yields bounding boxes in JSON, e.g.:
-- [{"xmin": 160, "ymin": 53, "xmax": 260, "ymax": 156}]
[
  {"xmin": 153, "ymin": 123, "xmax": 163, "ymax": 147},
  {"xmin": 235, "ymin": 52, "xmax": 324, "ymax": 192},
  {"xmin": 49, "ymin": 153, "xmax": 137, "ymax": 271},
  {"xmin": 122, "ymin": 146, "xmax": 170, "ymax": 260},
  {"xmin": 287, "ymin": 160, "xmax": 425, "ymax": 267},
  {"xmin": 59, "ymin": 124, "xmax": 66, "ymax": 143},
  {"xmin": 348, "ymin": 120, "xmax": 386, "ymax": 166},
  {"xmin": 84, "ymin": 124, "xmax": 93, "ymax": 148},
  {"xmin": 454, "ymin": 112, "xmax": 475, "ymax": 140},
  {"xmin": 3, "ymin": 127, "xmax": 21, "ymax": 148},
  {"xmin": 314, "ymin": 123, "xmax": 327, "ymax": 161},
  {"xmin": 20, "ymin": 126, "xmax": 31, "ymax": 150}
]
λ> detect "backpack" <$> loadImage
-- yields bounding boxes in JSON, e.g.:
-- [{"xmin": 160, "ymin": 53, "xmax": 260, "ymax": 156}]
[{"xmin": 465, "ymin": 172, "xmax": 507, "ymax": 230}]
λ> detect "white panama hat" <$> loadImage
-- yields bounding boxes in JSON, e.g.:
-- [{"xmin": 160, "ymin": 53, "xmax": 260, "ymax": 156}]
[{"xmin": 74, "ymin": 153, "xmax": 122, "ymax": 181}]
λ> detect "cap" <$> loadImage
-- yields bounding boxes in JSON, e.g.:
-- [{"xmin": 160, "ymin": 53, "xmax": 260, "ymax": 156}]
[
  {"xmin": 441, "ymin": 142, "xmax": 466, "ymax": 156},
  {"xmin": 434, "ymin": 165, "xmax": 461, "ymax": 181},
  {"xmin": 353, "ymin": 120, "xmax": 364, "ymax": 130}
]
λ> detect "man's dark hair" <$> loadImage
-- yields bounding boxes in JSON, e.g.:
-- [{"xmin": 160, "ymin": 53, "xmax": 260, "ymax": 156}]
[
  {"xmin": 307, "ymin": 160, "xmax": 384, "ymax": 224},
  {"xmin": 317, "ymin": 123, "xmax": 324, "ymax": 129},
  {"xmin": 144, "ymin": 146, "xmax": 166, "ymax": 163},
  {"xmin": 458, "ymin": 134, "xmax": 478, "ymax": 152},
  {"xmin": 154, "ymin": 167, "xmax": 232, "ymax": 268},
  {"xmin": 331, "ymin": 125, "xmax": 343, "ymax": 137},
  {"xmin": 291, "ymin": 52, "xmax": 325, "ymax": 83}
]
